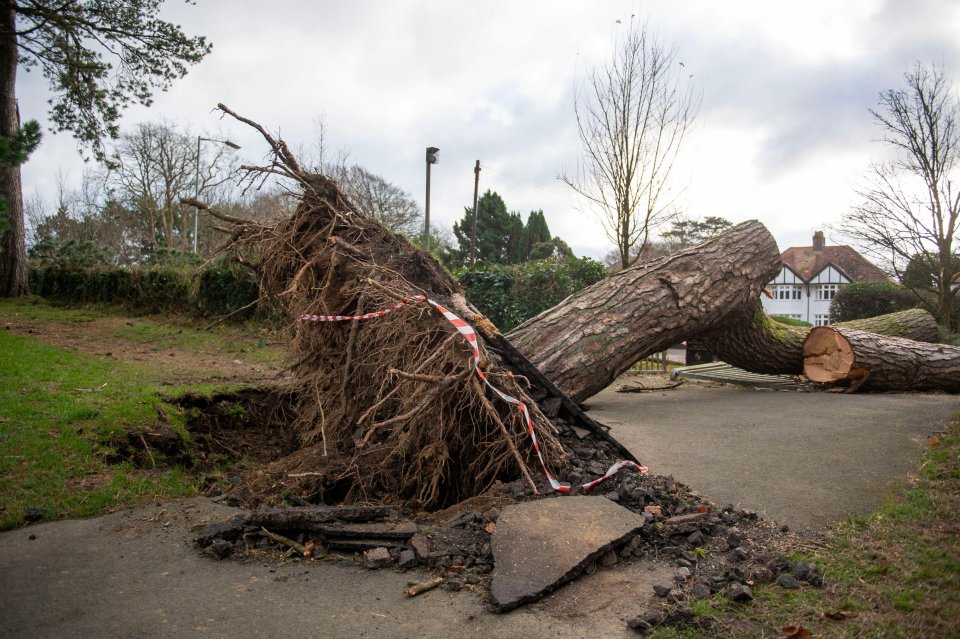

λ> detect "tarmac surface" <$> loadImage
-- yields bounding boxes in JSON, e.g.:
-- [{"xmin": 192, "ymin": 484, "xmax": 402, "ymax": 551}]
[
  {"xmin": 2, "ymin": 380, "xmax": 957, "ymax": 638},
  {"xmin": 589, "ymin": 379, "xmax": 958, "ymax": 531}
]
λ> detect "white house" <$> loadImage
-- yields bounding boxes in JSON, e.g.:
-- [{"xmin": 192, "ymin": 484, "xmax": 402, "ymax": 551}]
[{"xmin": 761, "ymin": 231, "xmax": 889, "ymax": 326}]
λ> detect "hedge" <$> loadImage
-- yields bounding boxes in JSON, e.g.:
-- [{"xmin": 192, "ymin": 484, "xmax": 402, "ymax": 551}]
[
  {"xmin": 29, "ymin": 262, "xmax": 260, "ymax": 321},
  {"xmin": 829, "ymin": 282, "xmax": 919, "ymax": 323},
  {"xmin": 30, "ymin": 255, "xmax": 606, "ymax": 329},
  {"xmin": 455, "ymin": 256, "xmax": 606, "ymax": 331}
]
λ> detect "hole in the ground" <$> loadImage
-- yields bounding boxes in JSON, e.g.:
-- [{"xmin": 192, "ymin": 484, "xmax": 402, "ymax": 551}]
[{"xmin": 174, "ymin": 387, "xmax": 300, "ymax": 466}]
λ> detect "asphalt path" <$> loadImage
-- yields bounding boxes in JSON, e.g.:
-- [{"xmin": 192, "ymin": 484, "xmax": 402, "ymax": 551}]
[
  {"xmin": 588, "ymin": 380, "xmax": 958, "ymax": 531},
  {"xmin": 0, "ymin": 498, "xmax": 661, "ymax": 639}
]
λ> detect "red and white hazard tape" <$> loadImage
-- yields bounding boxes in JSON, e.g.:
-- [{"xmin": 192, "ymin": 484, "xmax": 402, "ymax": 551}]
[{"xmin": 298, "ymin": 295, "xmax": 648, "ymax": 493}]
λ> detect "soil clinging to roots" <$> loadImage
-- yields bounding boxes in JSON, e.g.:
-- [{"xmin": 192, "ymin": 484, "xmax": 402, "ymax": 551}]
[{"xmin": 194, "ymin": 105, "xmax": 571, "ymax": 511}]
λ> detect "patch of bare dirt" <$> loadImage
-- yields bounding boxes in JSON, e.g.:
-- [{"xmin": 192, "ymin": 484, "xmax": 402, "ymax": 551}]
[{"xmin": 1, "ymin": 314, "xmax": 286, "ymax": 385}]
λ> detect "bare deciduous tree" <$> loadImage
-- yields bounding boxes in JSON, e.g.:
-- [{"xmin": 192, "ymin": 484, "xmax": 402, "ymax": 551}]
[
  {"xmin": 562, "ymin": 20, "xmax": 700, "ymax": 270},
  {"xmin": 298, "ymin": 114, "xmax": 422, "ymax": 235},
  {"xmin": 840, "ymin": 62, "xmax": 960, "ymax": 328},
  {"xmin": 108, "ymin": 121, "xmax": 237, "ymax": 254},
  {"xmin": 334, "ymin": 164, "xmax": 422, "ymax": 235}
]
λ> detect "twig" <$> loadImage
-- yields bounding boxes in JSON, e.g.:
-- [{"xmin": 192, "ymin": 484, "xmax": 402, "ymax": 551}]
[
  {"xmin": 202, "ymin": 298, "xmax": 259, "ymax": 330},
  {"xmin": 404, "ymin": 577, "xmax": 445, "ymax": 597},
  {"xmin": 72, "ymin": 382, "xmax": 108, "ymax": 393},
  {"xmin": 387, "ymin": 368, "xmax": 447, "ymax": 384},
  {"xmin": 260, "ymin": 527, "xmax": 310, "ymax": 556},
  {"xmin": 314, "ymin": 384, "xmax": 327, "ymax": 457},
  {"xmin": 138, "ymin": 433, "xmax": 156, "ymax": 469},
  {"xmin": 180, "ymin": 197, "xmax": 248, "ymax": 225}
]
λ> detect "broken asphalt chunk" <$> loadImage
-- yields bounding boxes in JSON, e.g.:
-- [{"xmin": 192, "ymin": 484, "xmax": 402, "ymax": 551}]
[{"xmin": 489, "ymin": 496, "xmax": 646, "ymax": 612}]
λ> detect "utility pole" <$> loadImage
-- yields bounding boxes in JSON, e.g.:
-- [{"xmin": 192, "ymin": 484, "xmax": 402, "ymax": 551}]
[
  {"xmin": 470, "ymin": 160, "xmax": 480, "ymax": 266},
  {"xmin": 193, "ymin": 136, "xmax": 240, "ymax": 253},
  {"xmin": 424, "ymin": 147, "xmax": 439, "ymax": 251}
]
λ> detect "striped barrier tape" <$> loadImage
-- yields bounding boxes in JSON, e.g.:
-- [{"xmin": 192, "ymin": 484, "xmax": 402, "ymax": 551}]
[{"xmin": 298, "ymin": 295, "xmax": 648, "ymax": 492}]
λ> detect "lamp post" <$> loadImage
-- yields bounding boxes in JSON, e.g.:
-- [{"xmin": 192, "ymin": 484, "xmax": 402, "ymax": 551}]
[
  {"xmin": 193, "ymin": 136, "xmax": 240, "ymax": 254},
  {"xmin": 424, "ymin": 146, "xmax": 439, "ymax": 251},
  {"xmin": 470, "ymin": 160, "xmax": 480, "ymax": 266}
]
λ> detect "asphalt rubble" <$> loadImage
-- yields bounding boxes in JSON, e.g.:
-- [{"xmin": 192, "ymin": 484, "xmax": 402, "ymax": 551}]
[{"xmin": 195, "ymin": 460, "xmax": 822, "ymax": 635}]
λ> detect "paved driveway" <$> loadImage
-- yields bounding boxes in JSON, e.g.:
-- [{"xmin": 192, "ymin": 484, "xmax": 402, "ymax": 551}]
[{"xmin": 588, "ymin": 381, "xmax": 958, "ymax": 531}]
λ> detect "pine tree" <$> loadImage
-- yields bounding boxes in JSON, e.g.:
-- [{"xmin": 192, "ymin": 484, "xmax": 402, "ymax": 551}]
[
  {"xmin": 453, "ymin": 190, "xmax": 513, "ymax": 265},
  {"xmin": 0, "ymin": 0, "xmax": 211, "ymax": 295}
]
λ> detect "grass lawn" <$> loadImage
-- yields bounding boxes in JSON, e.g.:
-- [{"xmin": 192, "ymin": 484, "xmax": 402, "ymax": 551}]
[{"xmin": 0, "ymin": 322, "xmax": 244, "ymax": 530}]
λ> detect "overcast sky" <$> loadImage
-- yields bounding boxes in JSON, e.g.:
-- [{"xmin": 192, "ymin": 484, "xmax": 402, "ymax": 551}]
[{"xmin": 16, "ymin": 0, "xmax": 960, "ymax": 260}]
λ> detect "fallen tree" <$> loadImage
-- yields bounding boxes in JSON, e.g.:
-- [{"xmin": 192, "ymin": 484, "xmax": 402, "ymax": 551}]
[
  {"xmin": 803, "ymin": 327, "xmax": 960, "ymax": 392},
  {"xmin": 506, "ymin": 221, "xmax": 783, "ymax": 402},
  {"xmin": 699, "ymin": 300, "xmax": 939, "ymax": 375},
  {"xmin": 507, "ymin": 232, "xmax": 938, "ymax": 392},
  {"xmin": 187, "ymin": 105, "xmax": 636, "ymax": 510}
]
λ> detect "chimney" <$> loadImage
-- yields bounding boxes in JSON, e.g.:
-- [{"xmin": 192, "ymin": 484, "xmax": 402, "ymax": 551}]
[{"xmin": 813, "ymin": 230, "xmax": 825, "ymax": 253}]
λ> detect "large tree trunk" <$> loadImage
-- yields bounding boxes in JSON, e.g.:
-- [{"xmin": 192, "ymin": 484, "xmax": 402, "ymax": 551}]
[
  {"xmin": 803, "ymin": 327, "xmax": 960, "ymax": 392},
  {"xmin": 700, "ymin": 300, "xmax": 939, "ymax": 375},
  {"xmin": 0, "ymin": 0, "xmax": 28, "ymax": 297},
  {"xmin": 507, "ymin": 220, "xmax": 782, "ymax": 402}
]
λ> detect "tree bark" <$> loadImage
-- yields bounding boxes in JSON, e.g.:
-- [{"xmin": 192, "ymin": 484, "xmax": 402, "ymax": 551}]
[
  {"xmin": 803, "ymin": 327, "xmax": 960, "ymax": 392},
  {"xmin": 699, "ymin": 300, "xmax": 939, "ymax": 375},
  {"xmin": 507, "ymin": 220, "xmax": 782, "ymax": 402},
  {"xmin": 0, "ymin": 0, "xmax": 28, "ymax": 296}
]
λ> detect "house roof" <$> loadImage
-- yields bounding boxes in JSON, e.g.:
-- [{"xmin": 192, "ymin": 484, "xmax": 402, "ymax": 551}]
[{"xmin": 780, "ymin": 244, "xmax": 889, "ymax": 284}]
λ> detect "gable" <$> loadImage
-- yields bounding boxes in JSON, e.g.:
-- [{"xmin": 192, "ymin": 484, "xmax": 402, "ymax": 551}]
[{"xmin": 780, "ymin": 245, "xmax": 888, "ymax": 284}]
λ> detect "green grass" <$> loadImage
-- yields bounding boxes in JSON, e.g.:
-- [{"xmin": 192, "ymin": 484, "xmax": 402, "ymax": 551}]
[
  {"xmin": 769, "ymin": 315, "xmax": 813, "ymax": 327},
  {"xmin": 660, "ymin": 417, "xmax": 960, "ymax": 638},
  {"xmin": 0, "ymin": 296, "xmax": 285, "ymax": 366},
  {"xmin": 0, "ymin": 329, "xmax": 203, "ymax": 529}
]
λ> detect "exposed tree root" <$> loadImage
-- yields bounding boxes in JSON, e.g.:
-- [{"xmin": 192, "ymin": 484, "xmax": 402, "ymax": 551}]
[{"xmin": 190, "ymin": 104, "xmax": 568, "ymax": 510}]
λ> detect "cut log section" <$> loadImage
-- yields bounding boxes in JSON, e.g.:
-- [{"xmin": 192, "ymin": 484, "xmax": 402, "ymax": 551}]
[
  {"xmin": 802, "ymin": 327, "xmax": 960, "ymax": 392},
  {"xmin": 700, "ymin": 301, "xmax": 939, "ymax": 375},
  {"xmin": 507, "ymin": 220, "xmax": 783, "ymax": 402}
]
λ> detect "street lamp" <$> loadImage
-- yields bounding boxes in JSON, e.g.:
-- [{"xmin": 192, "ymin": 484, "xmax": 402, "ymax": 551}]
[
  {"xmin": 193, "ymin": 136, "xmax": 241, "ymax": 254},
  {"xmin": 424, "ymin": 146, "xmax": 439, "ymax": 251}
]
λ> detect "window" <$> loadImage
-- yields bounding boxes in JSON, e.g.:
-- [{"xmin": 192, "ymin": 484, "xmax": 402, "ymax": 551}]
[
  {"xmin": 773, "ymin": 285, "xmax": 802, "ymax": 300},
  {"xmin": 817, "ymin": 284, "xmax": 839, "ymax": 301},
  {"xmin": 814, "ymin": 314, "xmax": 831, "ymax": 326}
]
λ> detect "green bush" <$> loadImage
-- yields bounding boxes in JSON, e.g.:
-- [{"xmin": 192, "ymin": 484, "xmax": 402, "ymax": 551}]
[
  {"xmin": 138, "ymin": 269, "xmax": 192, "ymax": 313},
  {"xmin": 456, "ymin": 256, "xmax": 605, "ymax": 331},
  {"xmin": 89, "ymin": 269, "xmax": 137, "ymax": 304},
  {"xmin": 196, "ymin": 263, "xmax": 259, "ymax": 319},
  {"xmin": 28, "ymin": 262, "xmax": 260, "ymax": 321},
  {"xmin": 830, "ymin": 282, "xmax": 919, "ymax": 323},
  {"xmin": 456, "ymin": 265, "xmax": 521, "ymax": 329},
  {"xmin": 144, "ymin": 247, "xmax": 202, "ymax": 269}
]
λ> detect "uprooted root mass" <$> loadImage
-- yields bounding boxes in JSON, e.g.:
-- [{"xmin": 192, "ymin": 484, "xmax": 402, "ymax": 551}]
[{"xmin": 194, "ymin": 104, "xmax": 569, "ymax": 509}]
